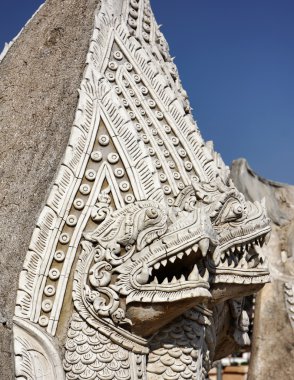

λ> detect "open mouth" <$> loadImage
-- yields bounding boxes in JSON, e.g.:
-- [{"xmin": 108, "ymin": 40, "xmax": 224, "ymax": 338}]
[
  {"xmin": 115, "ymin": 204, "xmax": 218, "ymax": 304},
  {"xmin": 116, "ymin": 237, "xmax": 215, "ymax": 303},
  {"xmin": 146, "ymin": 246, "xmax": 209, "ymax": 287},
  {"xmin": 133, "ymin": 238, "xmax": 213, "ymax": 290},
  {"xmin": 207, "ymin": 230, "xmax": 271, "ymax": 283}
]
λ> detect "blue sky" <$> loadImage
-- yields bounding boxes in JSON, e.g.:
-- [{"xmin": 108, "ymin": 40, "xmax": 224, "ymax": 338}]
[{"xmin": 1, "ymin": 1, "xmax": 293, "ymax": 184}]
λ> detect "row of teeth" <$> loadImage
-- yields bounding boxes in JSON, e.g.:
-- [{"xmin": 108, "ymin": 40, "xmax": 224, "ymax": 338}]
[
  {"xmin": 223, "ymin": 236, "xmax": 265, "ymax": 255},
  {"xmin": 151, "ymin": 244, "xmax": 200, "ymax": 271},
  {"xmin": 219, "ymin": 253, "xmax": 265, "ymax": 269},
  {"xmin": 218, "ymin": 237, "xmax": 267, "ymax": 269},
  {"xmin": 148, "ymin": 266, "xmax": 210, "ymax": 286},
  {"xmin": 136, "ymin": 240, "xmax": 211, "ymax": 286}
]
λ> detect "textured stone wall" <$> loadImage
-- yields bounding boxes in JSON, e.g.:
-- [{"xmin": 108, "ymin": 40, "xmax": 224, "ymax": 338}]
[
  {"xmin": 231, "ymin": 159, "xmax": 294, "ymax": 380},
  {"xmin": 0, "ymin": 1, "xmax": 100, "ymax": 378}
]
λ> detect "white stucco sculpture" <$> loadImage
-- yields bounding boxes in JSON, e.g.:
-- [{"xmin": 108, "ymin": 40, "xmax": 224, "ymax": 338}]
[{"xmin": 13, "ymin": 1, "xmax": 271, "ymax": 379}]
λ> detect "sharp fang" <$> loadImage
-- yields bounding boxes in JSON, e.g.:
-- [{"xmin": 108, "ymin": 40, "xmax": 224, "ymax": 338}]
[
  {"xmin": 169, "ymin": 256, "xmax": 176, "ymax": 263},
  {"xmin": 239, "ymin": 257, "xmax": 247, "ymax": 268},
  {"xmin": 259, "ymin": 236, "xmax": 265, "ymax": 247},
  {"xmin": 248, "ymin": 261, "xmax": 255, "ymax": 269},
  {"xmin": 192, "ymin": 244, "xmax": 198, "ymax": 253},
  {"xmin": 199, "ymin": 238, "xmax": 209, "ymax": 257},
  {"xmin": 202, "ymin": 268, "xmax": 209, "ymax": 281},
  {"xmin": 154, "ymin": 276, "xmax": 158, "ymax": 284},
  {"xmin": 188, "ymin": 265, "xmax": 199, "ymax": 281},
  {"xmin": 185, "ymin": 248, "xmax": 192, "ymax": 255},
  {"xmin": 136, "ymin": 263, "xmax": 149, "ymax": 285},
  {"xmin": 212, "ymin": 247, "xmax": 221, "ymax": 266},
  {"xmin": 180, "ymin": 275, "xmax": 185, "ymax": 282},
  {"xmin": 171, "ymin": 276, "xmax": 177, "ymax": 283},
  {"xmin": 161, "ymin": 259, "xmax": 167, "ymax": 267},
  {"xmin": 148, "ymin": 268, "xmax": 153, "ymax": 276},
  {"xmin": 233, "ymin": 256, "xmax": 239, "ymax": 267},
  {"xmin": 259, "ymin": 252, "xmax": 265, "ymax": 263},
  {"xmin": 162, "ymin": 278, "xmax": 168, "ymax": 285},
  {"xmin": 177, "ymin": 252, "xmax": 184, "ymax": 259},
  {"xmin": 154, "ymin": 263, "xmax": 160, "ymax": 270},
  {"xmin": 228, "ymin": 260, "xmax": 235, "ymax": 268}
]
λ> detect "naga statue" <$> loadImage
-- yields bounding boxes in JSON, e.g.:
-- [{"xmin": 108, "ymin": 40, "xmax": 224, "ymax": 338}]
[{"xmin": 13, "ymin": 1, "xmax": 271, "ymax": 379}]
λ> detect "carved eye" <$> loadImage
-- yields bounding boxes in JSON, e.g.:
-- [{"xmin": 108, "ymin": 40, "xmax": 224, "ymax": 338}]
[
  {"xmin": 216, "ymin": 200, "xmax": 244, "ymax": 225},
  {"xmin": 233, "ymin": 204, "xmax": 243, "ymax": 217},
  {"xmin": 146, "ymin": 208, "xmax": 159, "ymax": 219},
  {"xmin": 222, "ymin": 202, "xmax": 244, "ymax": 222}
]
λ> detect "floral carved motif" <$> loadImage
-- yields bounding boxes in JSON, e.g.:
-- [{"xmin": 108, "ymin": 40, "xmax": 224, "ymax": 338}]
[{"xmin": 13, "ymin": 1, "xmax": 271, "ymax": 379}]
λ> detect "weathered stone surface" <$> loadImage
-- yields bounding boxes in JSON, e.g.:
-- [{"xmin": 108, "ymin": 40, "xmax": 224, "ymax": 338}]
[
  {"xmin": 1, "ymin": 1, "xmax": 272, "ymax": 379},
  {"xmin": 0, "ymin": 1, "xmax": 99, "ymax": 378},
  {"xmin": 231, "ymin": 158, "xmax": 294, "ymax": 380}
]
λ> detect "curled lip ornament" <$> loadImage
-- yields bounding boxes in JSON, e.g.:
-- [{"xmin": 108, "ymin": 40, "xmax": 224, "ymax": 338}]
[{"xmin": 115, "ymin": 207, "xmax": 218, "ymax": 304}]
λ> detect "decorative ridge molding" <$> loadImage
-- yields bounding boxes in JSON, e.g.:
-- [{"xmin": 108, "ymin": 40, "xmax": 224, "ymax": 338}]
[
  {"xmin": 13, "ymin": 1, "xmax": 271, "ymax": 379},
  {"xmin": 14, "ymin": 1, "xmax": 105, "ymax": 323},
  {"xmin": 13, "ymin": 317, "xmax": 65, "ymax": 380}
]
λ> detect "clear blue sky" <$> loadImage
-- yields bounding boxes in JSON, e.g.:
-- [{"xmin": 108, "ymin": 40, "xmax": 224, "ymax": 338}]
[{"xmin": 1, "ymin": 1, "xmax": 293, "ymax": 184}]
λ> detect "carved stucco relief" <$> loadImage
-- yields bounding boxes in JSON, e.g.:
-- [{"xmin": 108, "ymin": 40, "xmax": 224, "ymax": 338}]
[{"xmin": 13, "ymin": 1, "xmax": 271, "ymax": 379}]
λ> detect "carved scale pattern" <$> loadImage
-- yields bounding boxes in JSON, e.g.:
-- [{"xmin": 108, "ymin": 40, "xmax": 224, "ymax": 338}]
[
  {"xmin": 285, "ymin": 283, "xmax": 294, "ymax": 330},
  {"xmin": 13, "ymin": 1, "xmax": 271, "ymax": 380},
  {"xmin": 147, "ymin": 308, "xmax": 211, "ymax": 380},
  {"xmin": 15, "ymin": 0, "xmax": 223, "ymax": 335},
  {"xmin": 64, "ymin": 313, "xmax": 145, "ymax": 380}
]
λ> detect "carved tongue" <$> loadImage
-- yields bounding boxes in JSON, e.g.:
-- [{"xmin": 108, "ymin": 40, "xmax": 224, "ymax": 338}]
[
  {"xmin": 136, "ymin": 263, "xmax": 149, "ymax": 285},
  {"xmin": 199, "ymin": 238, "xmax": 209, "ymax": 257}
]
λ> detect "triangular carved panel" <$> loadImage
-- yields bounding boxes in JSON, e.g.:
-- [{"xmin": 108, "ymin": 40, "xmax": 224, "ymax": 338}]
[{"xmin": 13, "ymin": 1, "xmax": 271, "ymax": 379}]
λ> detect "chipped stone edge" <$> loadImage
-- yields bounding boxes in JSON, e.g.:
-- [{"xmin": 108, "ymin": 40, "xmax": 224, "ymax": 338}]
[
  {"xmin": 14, "ymin": 1, "xmax": 107, "ymax": 323},
  {"xmin": 0, "ymin": 2, "xmax": 45, "ymax": 63}
]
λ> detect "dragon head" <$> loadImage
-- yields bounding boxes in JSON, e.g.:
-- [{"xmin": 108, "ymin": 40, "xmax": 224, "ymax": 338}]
[
  {"xmin": 75, "ymin": 176, "xmax": 270, "ymax": 338},
  {"xmin": 78, "ymin": 191, "xmax": 217, "ymax": 337},
  {"xmin": 187, "ymin": 180, "xmax": 271, "ymax": 302},
  {"xmin": 209, "ymin": 199, "xmax": 271, "ymax": 301}
]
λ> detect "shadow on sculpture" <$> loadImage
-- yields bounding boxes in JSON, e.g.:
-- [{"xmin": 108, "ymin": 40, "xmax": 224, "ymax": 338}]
[
  {"xmin": 231, "ymin": 158, "xmax": 294, "ymax": 380},
  {"xmin": 8, "ymin": 1, "xmax": 273, "ymax": 379}
]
